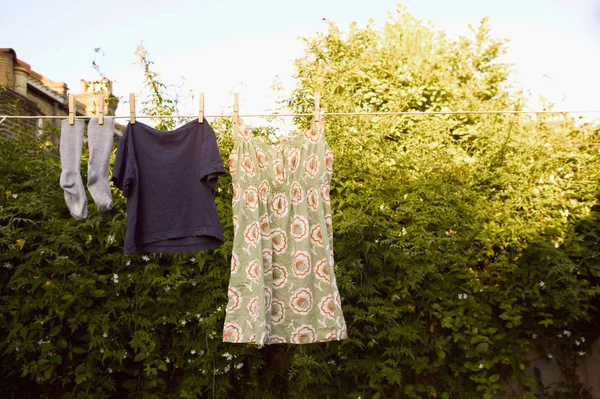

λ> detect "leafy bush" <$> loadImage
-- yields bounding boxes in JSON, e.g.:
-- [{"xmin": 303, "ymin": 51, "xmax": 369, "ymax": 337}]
[{"xmin": 2, "ymin": 5, "xmax": 600, "ymax": 398}]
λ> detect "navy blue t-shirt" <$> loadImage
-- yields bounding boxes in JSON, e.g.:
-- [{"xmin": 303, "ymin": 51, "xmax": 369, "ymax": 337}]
[{"xmin": 112, "ymin": 120, "xmax": 225, "ymax": 254}]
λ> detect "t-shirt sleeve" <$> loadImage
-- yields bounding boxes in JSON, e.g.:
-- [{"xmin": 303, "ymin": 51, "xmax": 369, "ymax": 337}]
[
  {"xmin": 199, "ymin": 122, "xmax": 226, "ymax": 191},
  {"xmin": 112, "ymin": 127, "xmax": 135, "ymax": 197}
]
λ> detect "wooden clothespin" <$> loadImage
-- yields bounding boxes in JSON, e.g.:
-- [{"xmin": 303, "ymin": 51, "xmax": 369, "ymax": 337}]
[
  {"xmin": 68, "ymin": 94, "xmax": 75, "ymax": 125},
  {"xmin": 198, "ymin": 92, "xmax": 204, "ymax": 124},
  {"xmin": 233, "ymin": 93, "xmax": 239, "ymax": 123},
  {"xmin": 314, "ymin": 91, "xmax": 321, "ymax": 120},
  {"xmin": 98, "ymin": 94, "xmax": 104, "ymax": 125},
  {"xmin": 129, "ymin": 93, "xmax": 136, "ymax": 124}
]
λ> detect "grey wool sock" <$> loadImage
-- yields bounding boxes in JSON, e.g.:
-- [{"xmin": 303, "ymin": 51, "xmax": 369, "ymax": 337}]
[
  {"xmin": 87, "ymin": 117, "xmax": 114, "ymax": 211},
  {"xmin": 59, "ymin": 119, "xmax": 88, "ymax": 220}
]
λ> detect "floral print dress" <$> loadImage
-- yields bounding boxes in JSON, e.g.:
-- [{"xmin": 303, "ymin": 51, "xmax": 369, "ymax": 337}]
[{"xmin": 223, "ymin": 116, "xmax": 347, "ymax": 346}]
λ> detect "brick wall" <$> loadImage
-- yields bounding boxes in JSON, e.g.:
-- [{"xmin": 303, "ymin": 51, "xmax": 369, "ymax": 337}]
[{"xmin": 0, "ymin": 89, "xmax": 40, "ymax": 139}]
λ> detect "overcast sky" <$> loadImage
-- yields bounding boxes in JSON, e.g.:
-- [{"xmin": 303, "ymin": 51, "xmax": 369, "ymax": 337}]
[{"xmin": 2, "ymin": 0, "xmax": 600, "ymax": 118}]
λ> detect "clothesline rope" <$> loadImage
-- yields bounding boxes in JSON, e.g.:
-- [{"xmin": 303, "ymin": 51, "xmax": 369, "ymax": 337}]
[{"xmin": 1, "ymin": 110, "xmax": 600, "ymax": 120}]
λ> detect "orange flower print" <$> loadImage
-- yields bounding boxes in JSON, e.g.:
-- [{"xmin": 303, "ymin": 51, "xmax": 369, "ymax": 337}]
[
  {"xmin": 267, "ymin": 335, "xmax": 286, "ymax": 344},
  {"xmin": 293, "ymin": 251, "xmax": 312, "ymax": 278},
  {"xmin": 241, "ymin": 154, "xmax": 256, "ymax": 177},
  {"xmin": 230, "ymin": 251, "xmax": 239, "ymax": 274},
  {"xmin": 291, "ymin": 215, "xmax": 308, "ymax": 241},
  {"xmin": 319, "ymin": 294, "xmax": 336, "ymax": 319},
  {"xmin": 304, "ymin": 125, "xmax": 322, "ymax": 143},
  {"xmin": 274, "ymin": 159, "xmax": 285, "ymax": 184},
  {"xmin": 256, "ymin": 148, "xmax": 268, "ymax": 169},
  {"xmin": 271, "ymin": 194, "xmax": 289, "ymax": 217},
  {"xmin": 249, "ymin": 334, "xmax": 256, "ymax": 343},
  {"xmin": 232, "ymin": 184, "xmax": 240, "ymax": 204},
  {"xmin": 304, "ymin": 154, "xmax": 319, "ymax": 177},
  {"xmin": 337, "ymin": 328, "xmax": 347, "ymax": 340},
  {"xmin": 324, "ymin": 214, "xmax": 333, "ymax": 240},
  {"xmin": 310, "ymin": 224, "xmax": 324, "ymax": 247},
  {"xmin": 262, "ymin": 248, "xmax": 273, "ymax": 275},
  {"xmin": 223, "ymin": 323, "xmax": 242, "ymax": 343},
  {"xmin": 259, "ymin": 214, "xmax": 271, "ymax": 238},
  {"xmin": 229, "ymin": 149, "xmax": 238, "ymax": 174},
  {"xmin": 259, "ymin": 325, "xmax": 271, "ymax": 347},
  {"xmin": 259, "ymin": 180, "xmax": 270, "ymax": 203},
  {"xmin": 248, "ymin": 296, "xmax": 260, "ymax": 322},
  {"xmin": 238, "ymin": 123, "xmax": 253, "ymax": 142},
  {"xmin": 270, "ymin": 299, "xmax": 285, "ymax": 325},
  {"xmin": 335, "ymin": 291, "xmax": 341, "ymax": 308},
  {"xmin": 325, "ymin": 150, "xmax": 334, "ymax": 174},
  {"xmin": 326, "ymin": 332, "xmax": 337, "ymax": 340},
  {"xmin": 232, "ymin": 216, "xmax": 239, "ymax": 233},
  {"xmin": 227, "ymin": 287, "xmax": 242, "ymax": 312},
  {"xmin": 244, "ymin": 222, "xmax": 260, "ymax": 246},
  {"xmin": 315, "ymin": 258, "xmax": 331, "ymax": 283},
  {"xmin": 307, "ymin": 188, "xmax": 319, "ymax": 211},
  {"xmin": 291, "ymin": 324, "xmax": 317, "ymax": 344},
  {"xmin": 290, "ymin": 182, "xmax": 304, "ymax": 205},
  {"xmin": 321, "ymin": 184, "xmax": 330, "ymax": 204},
  {"xmin": 272, "ymin": 263, "xmax": 288, "ymax": 288},
  {"xmin": 288, "ymin": 148, "xmax": 300, "ymax": 172},
  {"xmin": 290, "ymin": 288, "xmax": 314, "ymax": 315},
  {"xmin": 246, "ymin": 260, "xmax": 260, "ymax": 283},
  {"xmin": 244, "ymin": 187, "xmax": 259, "ymax": 211},
  {"xmin": 271, "ymin": 229, "xmax": 288, "ymax": 254},
  {"xmin": 264, "ymin": 286, "xmax": 273, "ymax": 312}
]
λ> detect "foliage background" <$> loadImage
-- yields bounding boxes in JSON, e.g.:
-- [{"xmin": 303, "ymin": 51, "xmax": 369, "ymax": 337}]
[{"xmin": 2, "ymin": 5, "xmax": 600, "ymax": 399}]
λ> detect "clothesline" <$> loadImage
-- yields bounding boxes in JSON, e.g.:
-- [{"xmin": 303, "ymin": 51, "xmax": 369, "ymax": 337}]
[{"xmin": 1, "ymin": 109, "xmax": 600, "ymax": 121}]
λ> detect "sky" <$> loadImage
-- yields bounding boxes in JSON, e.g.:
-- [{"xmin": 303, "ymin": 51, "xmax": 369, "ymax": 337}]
[{"xmin": 2, "ymin": 0, "xmax": 600, "ymax": 118}]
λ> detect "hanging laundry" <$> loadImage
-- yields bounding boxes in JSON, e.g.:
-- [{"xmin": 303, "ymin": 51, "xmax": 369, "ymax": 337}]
[
  {"xmin": 59, "ymin": 117, "xmax": 114, "ymax": 220},
  {"xmin": 223, "ymin": 116, "xmax": 347, "ymax": 346},
  {"xmin": 112, "ymin": 119, "xmax": 225, "ymax": 254}
]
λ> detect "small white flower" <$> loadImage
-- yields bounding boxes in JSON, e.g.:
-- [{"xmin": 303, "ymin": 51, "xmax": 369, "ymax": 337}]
[
  {"xmin": 575, "ymin": 340, "xmax": 581, "ymax": 346},
  {"xmin": 578, "ymin": 351, "xmax": 585, "ymax": 356},
  {"xmin": 106, "ymin": 234, "xmax": 115, "ymax": 244},
  {"xmin": 190, "ymin": 350, "xmax": 196, "ymax": 355},
  {"xmin": 191, "ymin": 281, "xmax": 197, "ymax": 286},
  {"xmin": 199, "ymin": 350, "xmax": 205, "ymax": 356},
  {"xmin": 187, "ymin": 359, "xmax": 191, "ymax": 363},
  {"xmin": 235, "ymin": 362, "xmax": 243, "ymax": 369},
  {"xmin": 190, "ymin": 257, "xmax": 195, "ymax": 262},
  {"xmin": 563, "ymin": 330, "xmax": 571, "ymax": 337},
  {"xmin": 196, "ymin": 314, "xmax": 202, "ymax": 320},
  {"xmin": 108, "ymin": 368, "xmax": 113, "ymax": 373},
  {"xmin": 126, "ymin": 260, "xmax": 131, "ymax": 266},
  {"xmin": 164, "ymin": 286, "xmax": 171, "ymax": 292},
  {"xmin": 181, "ymin": 320, "xmax": 187, "ymax": 326},
  {"xmin": 379, "ymin": 204, "xmax": 385, "ymax": 211},
  {"xmin": 142, "ymin": 255, "xmax": 150, "ymax": 262},
  {"xmin": 550, "ymin": 175, "xmax": 555, "ymax": 182},
  {"xmin": 532, "ymin": 334, "xmax": 537, "ymax": 339},
  {"xmin": 581, "ymin": 337, "xmax": 586, "ymax": 343},
  {"xmin": 165, "ymin": 357, "xmax": 170, "ymax": 363},
  {"xmin": 564, "ymin": 173, "xmax": 572, "ymax": 179},
  {"xmin": 479, "ymin": 363, "xmax": 484, "ymax": 369},
  {"xmin": 102, "ymin": 332, "xmax": 108, "ymax": 338},
  {"xmin": 3, "ymin": 262, "xmax": 12, "ymax": 269},
  {"xmin": 100, "ymin": 348, "xmax": 104, "ymax": 354},
  {"xmin": 555, "ymin": 242, "xmax": 560, "ymax": 248},
  {"xmin": 403, "ymin": 194, "xmax": 408, "ymax": 200},
  {"xmin": 111, "ymin": 274, "xmax": 119, "ymax": 284},
  {"xmin": 558, "ymin": 333, "xmax": 563, "ymax": 338},
  {"xmin": 539, "ymin": 281, "xmax": 546, "ymax": 288},
  {"xmin": 548, "ymin": 354, "xmax": 553, "ymax": 359},
  {"xmin": 222, "ymin": 352, "xmax": 233, "ymax": 361},
  {"xmin": 12, "ymin": 193, "xmax": 18, "ymax": 199},
  {"xmin": 224, "ymin": 365, "xmax": 230, "ymax": 373}
]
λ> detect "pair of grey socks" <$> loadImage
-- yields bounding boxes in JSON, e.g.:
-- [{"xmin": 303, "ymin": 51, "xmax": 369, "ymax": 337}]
[{"xmin": 59, "ymin": 118, "xmax": 114, "ymax": 220}]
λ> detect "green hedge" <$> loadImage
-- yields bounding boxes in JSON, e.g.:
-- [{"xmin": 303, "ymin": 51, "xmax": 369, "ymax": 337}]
[{"xmin": 2, "ymin": 6, "xmax": 600, "ymax": 398}]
